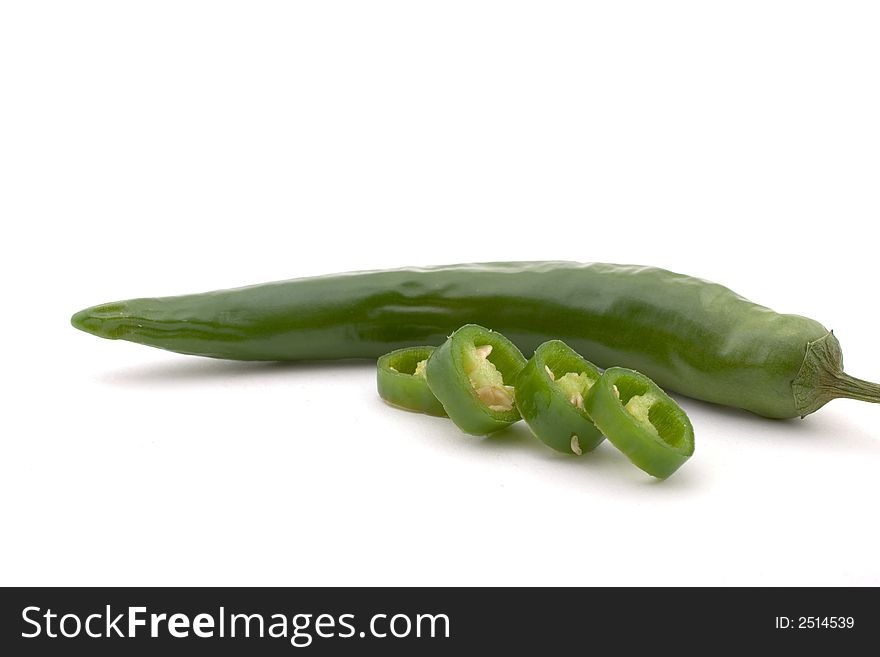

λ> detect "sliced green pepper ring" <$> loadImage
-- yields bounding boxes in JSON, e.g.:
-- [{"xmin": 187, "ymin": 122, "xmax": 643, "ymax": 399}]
[
  {"xmin": 377, "ymin": 346, "xmax": 447, "ymax": 417},
  {"xmin": 584, "ymin": 367, "xmax": 695, "ymax": 479},
  {"xmin": 515, "ymin": 340, "xmax": 604, "ymax": 455},
  {"xmin": 425, "ymin": 324, "xmax": 527, "ymax": 435}
]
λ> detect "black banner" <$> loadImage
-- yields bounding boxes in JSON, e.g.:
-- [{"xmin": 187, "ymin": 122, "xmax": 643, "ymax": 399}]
[{"xmin": 0, "ymin": 587, "xmax": 873, "ymax": 654}]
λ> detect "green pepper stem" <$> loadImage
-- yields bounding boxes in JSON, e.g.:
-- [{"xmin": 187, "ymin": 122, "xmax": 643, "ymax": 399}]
[
  {"xmin": 793, "ymin": 331, "xmax": 880, "ymax": 416},
  {"xmin": 826, "ymin": 372, "xmax": 880, "ymax": 405}
]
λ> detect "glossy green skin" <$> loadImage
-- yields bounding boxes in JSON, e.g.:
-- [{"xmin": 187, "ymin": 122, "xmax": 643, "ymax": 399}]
[
  {"xmin": 424, "ymin": 325, "xmax": 526, "ymax": 436},
  {"xmin": 515, "ymin": 341, "xmax": 604, "ymax": 455},
  {"xmin": 584, "ymin": 368, "xmax": 695, "ymax": 479},
  {"xmin": 71, "ymin": 262, "xmax": 830, "ymax": 418},
  {"xmin": 377, "ymin": 347, "xmax": 446, "ymax": 417}
]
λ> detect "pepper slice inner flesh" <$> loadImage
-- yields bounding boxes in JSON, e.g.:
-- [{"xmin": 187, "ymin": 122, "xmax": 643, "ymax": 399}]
[
  {"xmin": 463, "ymin": 343, "xmax": 516, "ymax": 412},
  {"xmin": 552, "ymin": 371, "xmax": 594, "ymax": 409},
  {"xmin": 412, "ymin": 359, "xmax": 428, "ymax": 379},
  {"xmin": 613, "ymin": 375, "xmax": 688, "ymax": 449}
]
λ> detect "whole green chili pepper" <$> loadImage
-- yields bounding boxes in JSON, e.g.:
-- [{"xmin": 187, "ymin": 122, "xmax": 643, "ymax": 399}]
[
  {"xmin": 515, "ymin": 340, "xmax": 604, "ymax": 455},
  {"xmin": 71, "ymin": 262, "xmax": 880, "ymax": 419},
  {"xmin": 424, "ymin": 324, "xmax": 526, "ymax": 435},
  {"xmin": 376, "ymin": 346, "xmax": 446, "ymax": 417},
  {"xmin": 584, "ymin": 367, "xmax": 695, "ymax": 479}
]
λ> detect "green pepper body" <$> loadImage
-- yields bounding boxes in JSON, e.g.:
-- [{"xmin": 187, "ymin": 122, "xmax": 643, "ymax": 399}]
[
  {"xmin": 424, "ymin": 325, "xmax": 526, "ymax": 435},
  {"xmin": 71, "ymin": 261, "xmax": 880, "ymax": 419},
  {"xmin": 585, "ymin": 367, "xmax": 695, "ymax": 479},
  {"xmin": 515, "ymin": 341, "xmax": 604, "ymax": 454},
  {"xmin": 376, "ymin": 347, "xmax": 446, "ymax": 417}
]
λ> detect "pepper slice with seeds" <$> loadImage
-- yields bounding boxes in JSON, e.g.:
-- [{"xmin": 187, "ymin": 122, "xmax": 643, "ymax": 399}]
[
  {"xmin": 425, "ymin": 324, "xmax": 527, "ymax": 435},
  {"xmin": 377, "ymin": 346, "xmax": 447, "ymax": 416},
  {"xmin": 514, "ymin": 340, "xmax": 604, "ymax": 455},
  {"xmin": 584, "ymin": 367, "xmax": 695, "ymax": 479}
]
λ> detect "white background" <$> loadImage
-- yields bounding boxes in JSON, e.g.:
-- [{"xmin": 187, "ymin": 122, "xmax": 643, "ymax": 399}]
[{"xmin": 2, "ymin": 1, "xmax": 879, "ymax": 586}]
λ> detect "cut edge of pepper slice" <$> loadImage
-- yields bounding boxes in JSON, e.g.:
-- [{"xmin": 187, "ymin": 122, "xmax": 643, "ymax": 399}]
[
  {"xmin": 515, "ymin": 340, "xmax": 604, "ymax": 455},
  {"xmin": 425, "ymin": 324, "xmax": 527, "ymax": 435},
  {"xmin": 377, "ymin": 346, "xmax": 447, "ymax": 417},
  {"xmin": 585, "ymin": 367, "xmax": 695, "ymax": 479}
]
